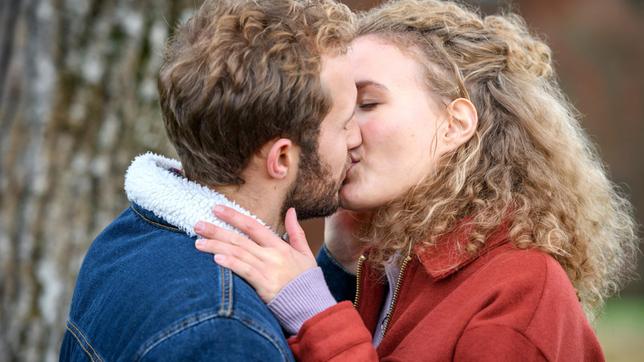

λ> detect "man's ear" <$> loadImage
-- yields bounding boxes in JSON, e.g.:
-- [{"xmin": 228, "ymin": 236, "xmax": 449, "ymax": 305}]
[
  {"xmin": 265, "ymin": 138, "xmax": 297, "ymax": 180},
  {"xmin": 443, "ymin": 98, "xmax": 478, "ymax": 151}
]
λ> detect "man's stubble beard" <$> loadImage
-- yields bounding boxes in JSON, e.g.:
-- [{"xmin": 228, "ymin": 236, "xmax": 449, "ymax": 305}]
[{"xmin": 282, "ymin": 149, "xmax": 344, "ymax": 221}]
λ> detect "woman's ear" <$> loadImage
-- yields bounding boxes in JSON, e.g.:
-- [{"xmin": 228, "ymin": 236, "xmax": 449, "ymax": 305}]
[
  {"xmin": 265, "ymin": 138, "xmax": 296, "ymax": 180},
  {"xmin": 444, "ymin": 98, "xmax": 478, "ymax": 151}
]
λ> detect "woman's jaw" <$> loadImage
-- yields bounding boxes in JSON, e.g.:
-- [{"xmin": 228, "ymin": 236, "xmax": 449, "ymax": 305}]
[{"xmin": 339, "ymin": 153, "xmax": 411, "ymax": 212}]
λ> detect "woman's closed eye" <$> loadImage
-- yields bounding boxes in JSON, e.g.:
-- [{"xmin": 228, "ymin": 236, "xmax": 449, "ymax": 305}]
[{"xmin": 359, "ymin": 102, "xmax": 379, "ymax": 110}]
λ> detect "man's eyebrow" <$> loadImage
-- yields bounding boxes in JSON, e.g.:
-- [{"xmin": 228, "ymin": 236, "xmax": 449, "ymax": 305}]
[{"xmin": 356, "ymin": 80, "xmax": 389, "ymax": 91}]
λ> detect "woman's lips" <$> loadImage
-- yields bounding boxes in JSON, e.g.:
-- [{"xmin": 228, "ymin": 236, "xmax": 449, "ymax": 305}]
[
  {"xmin": 342, "ymin": 151, "xmax": 362, "ymax": 185},
  {"xmin": 343, "ymin": 160, "xmax": 359, "ymax": 184}
]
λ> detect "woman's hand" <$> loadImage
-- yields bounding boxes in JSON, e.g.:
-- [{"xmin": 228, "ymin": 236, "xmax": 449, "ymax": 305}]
[
  {"xmin": 324, "ymin": 209, "xmax": 371, "ymax": 274},
  {"xmin": 193, "ymin": 205, "xmax": 316, "ymax": 303}
]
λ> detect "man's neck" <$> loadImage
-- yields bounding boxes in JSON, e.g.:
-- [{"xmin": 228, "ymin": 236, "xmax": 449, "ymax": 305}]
[{"xmin": 214, "ymin": 184, "xmax": 286, "ymax": 235}]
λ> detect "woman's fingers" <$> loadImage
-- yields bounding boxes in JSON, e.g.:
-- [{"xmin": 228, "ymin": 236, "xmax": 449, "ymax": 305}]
[
  {"xmin": 194, "ymin": 220, "xmax": 244, "ymax": 244},
  {"xmin": 195, "ymin": 239, "xmax": 263, "ymax": 269},
  {"xmin": 196, "ymin": 238, "xmax": 285, "ymax": 303},
  {"xmin": 285, "ymin": 208, "xmax": 313, "ymax": 257},
  {"xmin": 194, "ymin": 221, "xmax": 264, "ymax": 258},
  {"xmin": 192, "ymin": 205, "xmax": 318, "ymax": 302},
  {"xmin": 213, "ymin": 205, "xmax": 282, "ymax": 247}
]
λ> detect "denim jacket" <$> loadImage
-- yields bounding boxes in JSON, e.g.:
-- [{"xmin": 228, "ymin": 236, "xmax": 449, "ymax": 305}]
[{"xmin": 60, "ymin": 154, "xmax": 294, "ymax": 361}]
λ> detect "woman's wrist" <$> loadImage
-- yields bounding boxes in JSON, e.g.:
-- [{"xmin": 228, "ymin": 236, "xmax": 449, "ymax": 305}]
[{"xmin": 267, "ymin": 267, "xmax": 337, "ymax": 335}]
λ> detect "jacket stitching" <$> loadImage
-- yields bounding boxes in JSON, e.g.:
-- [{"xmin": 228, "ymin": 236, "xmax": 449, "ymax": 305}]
[
  {"xmin": 326, "ymin": 339, "xmax": 373, "ymax": 361},
  {"xmin": 134, "ymin": 312, "xmax": 290, "ymax": 361},
  {"xmin": 225, "ymin": 267, "xmax": 234, "ymax": 316},
  {"xmin": 68, "ymin": 320, "xmax": 103, "ymax": 362},
  {"xmin": 459, "ymin": 323, "xmax": 548, "ymax": 360},
  {"xmin": 66, "ymin": 320, "xmax": 104, "ymax": 362},
  {"xmin": 235, "ymin": 315, "xmax": 292, "ymax": 361},
  {"xmin": 218, "ymin": 265, "xmax": 234, "ymax": 317},
  {"xmin": 524, "ymin": 254, "xmax": 548, "ymax": 331},
  {"xmin": 523, "ymin": 254, "xmax": 551, "ymax": 359},
  {"xmin": 219, "ymin": 266, "xmax": 225, "ymax": 315},
  {"xmin": 454, "ymin": 252, "xmax": 550, "ymax": 359},
  {"xmin": 130, "ymin": 204, "xmax": 183, "ymax": 234},
  {"xmin": 135, "ymin": 310, "xmax": 219, "ymax": 360},
  {"xmin": 65, "ymin": 325, "xmax": 95, "ymax": 362},
  {"xmin": 456, "ymin": 252, "xmax": 549, "ymax": 334}
]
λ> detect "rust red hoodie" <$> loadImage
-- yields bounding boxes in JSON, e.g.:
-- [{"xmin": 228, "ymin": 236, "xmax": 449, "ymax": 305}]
[{"xmin": 289, "ymin": 229, "xmax": 604, "ymax": 361}]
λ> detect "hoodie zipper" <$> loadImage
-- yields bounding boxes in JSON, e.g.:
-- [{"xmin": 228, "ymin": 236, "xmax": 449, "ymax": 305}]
[
  {"xmin": 380, "ymin": 252, "xmax": 412, "ymax": 338},
  {"xmin": 353, "ymin": 243, "xmax": 414, "ymax": 340},
  {"xmin": 353, "ymin": 255, "xmax": 367, "ymax": 308}
]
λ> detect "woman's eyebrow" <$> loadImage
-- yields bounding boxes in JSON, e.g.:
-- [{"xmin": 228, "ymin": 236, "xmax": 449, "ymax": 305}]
[{"xmin": 356, "ymin": 80, "xmax": 389, "ymax": 92}]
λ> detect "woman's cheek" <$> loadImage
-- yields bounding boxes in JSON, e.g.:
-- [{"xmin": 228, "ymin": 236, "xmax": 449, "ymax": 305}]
[
  {"xmin": 360, "ymin": 115, "xmax": 387, "ymax": 141},
  {"xmin": 369, "ymin": 123, "xmax": 409, "ymax": 173}
]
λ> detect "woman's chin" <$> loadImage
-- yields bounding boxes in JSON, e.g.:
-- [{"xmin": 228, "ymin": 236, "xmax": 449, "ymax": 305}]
[
  {"xmin": 339, "ymin": 184, "xmax": 360, "ymax": 211},
  {"xmin": 339, "ymin": 184, "xmax": 378, "ymax": 212}
]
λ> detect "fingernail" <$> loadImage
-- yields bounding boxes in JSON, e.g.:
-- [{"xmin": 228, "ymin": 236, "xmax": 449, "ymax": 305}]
[
  {"xmin": 195, "ymin": 239, "xmax": 205, "ymax": 247},
  {"xmin": 213, "ymin": 205, "xmax": 224, "ymax": 214},
  {"xmin": 194, "ymin": 221, "xmax": 205, "ymax": 233},
  {"xmin": 214, "ymin": 254, "xmax": 226, "ymax": 263}
]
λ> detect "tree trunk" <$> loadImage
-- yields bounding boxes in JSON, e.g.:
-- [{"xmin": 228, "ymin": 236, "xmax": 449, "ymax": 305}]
[{"xmin": 0, "ymin": 0, "xmax": 191, "ymax": 360}]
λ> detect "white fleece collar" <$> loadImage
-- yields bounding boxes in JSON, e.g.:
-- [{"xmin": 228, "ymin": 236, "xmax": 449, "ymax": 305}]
[{"xmin": 124, "ymin": 152, "xmax": 268, "ymax": 237}]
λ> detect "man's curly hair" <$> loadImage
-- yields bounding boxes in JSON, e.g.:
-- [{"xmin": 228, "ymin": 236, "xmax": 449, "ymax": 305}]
[{"xmin": 158, "ymin": 0, "xmax": 355, "ymax": 186}]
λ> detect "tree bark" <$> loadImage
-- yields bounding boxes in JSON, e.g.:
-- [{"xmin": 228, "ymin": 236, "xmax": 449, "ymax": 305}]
[{"xmin": 0, "ymin": 0, "xmax": 191, "ymax": 360}]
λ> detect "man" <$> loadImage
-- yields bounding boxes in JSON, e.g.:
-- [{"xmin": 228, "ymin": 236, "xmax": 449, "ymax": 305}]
[{"xmin": 59, "ymin": 0, "xmax": 360, "ymax": 360}]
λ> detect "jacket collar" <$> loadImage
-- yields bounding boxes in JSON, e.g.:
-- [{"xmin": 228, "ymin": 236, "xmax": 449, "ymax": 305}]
[
  {"xmin": 124, "ymin": 152, "xmax": 269, "ymax": 237},
  {"xmin": 413, "ymin": 222, "xmax": 510, "ymax": 280}
]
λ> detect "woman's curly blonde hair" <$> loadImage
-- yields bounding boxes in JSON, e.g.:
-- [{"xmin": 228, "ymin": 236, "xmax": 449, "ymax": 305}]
[{"xmin": 357, "ymin": 0, "xmax": 638, "ymax": 318}]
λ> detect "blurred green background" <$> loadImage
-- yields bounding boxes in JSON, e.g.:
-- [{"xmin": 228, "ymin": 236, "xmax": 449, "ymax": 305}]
[
  {"xmin": 597, "ymin": 297, "xmax": 644, "ymax": 362},
  {"xmin": 1, "ymin": 0, "xmax": 641, "ymax": 360}
]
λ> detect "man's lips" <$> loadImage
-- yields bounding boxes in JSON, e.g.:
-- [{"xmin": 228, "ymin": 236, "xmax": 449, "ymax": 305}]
[{"xmin": 342, "ymin": 159, "xmax": 359, "ymax": 185}]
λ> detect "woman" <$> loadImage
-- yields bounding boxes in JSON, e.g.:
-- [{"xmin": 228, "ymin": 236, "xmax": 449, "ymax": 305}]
[{"xmin": 195, "ymin": 0, "xmax": 638, "ymax": 360}]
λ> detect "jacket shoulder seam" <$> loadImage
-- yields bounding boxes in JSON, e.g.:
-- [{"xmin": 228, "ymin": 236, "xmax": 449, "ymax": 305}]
[
  {"xmin": 461, "ymin": 323, "xmax": 548, "ymax": 360},
  {"xmin": 218, "ymin": 265, "xmax": 234, "ymax": 316},
  {"xmin": 479, "ymin": 250, "xmax": 549, "ymax": 332},
  {"xmin": 134, "ymin": 312, "xmax": 290, "ymax": 361},
  {"xmin": 65, "ymin": 319, "xmax": 105, "ymax": 362},
  {"xmin": 524, "ymin": 253, "xmax": 549, "ymax": 331},
  {"xmin": 129, "ymin": 204, "xmax": 183, "ymax": 234},
  {"xmin": 134, "ymin": 311, "xmax": 222, "ymax": 360}
]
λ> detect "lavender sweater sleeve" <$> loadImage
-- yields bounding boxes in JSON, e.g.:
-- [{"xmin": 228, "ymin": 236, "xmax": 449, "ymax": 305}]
[{"xmin": 267, "ymin": 267, "xmax": 337, "ymax": 335}]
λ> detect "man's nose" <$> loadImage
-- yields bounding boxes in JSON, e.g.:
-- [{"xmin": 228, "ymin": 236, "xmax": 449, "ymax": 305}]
[{"xmin": 346, "ymin": 117, "xmax": 362, "ymax": 150}]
